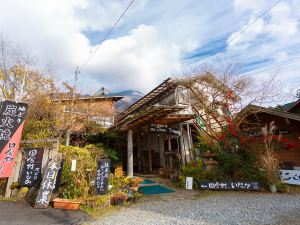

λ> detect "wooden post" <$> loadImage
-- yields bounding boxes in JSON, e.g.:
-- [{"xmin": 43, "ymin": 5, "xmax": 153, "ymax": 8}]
[
  {"xmin": 5, "ymin": 150, "xmax": 23, "ymax": 197},
  {"xmin": 137, "ymin": 135, "xmax": 141, "ymax": 172},
  {"xmin": 148, "ymin": 133, "xmax": 152, "ymax": 173},
  {"xmin": 179, "ymin": 123, "xmax": 186, "ymax": 166},
  {"xmin": 167, "ymin": 136, "xmax": 173, "ymax": 170},
  {"xmin": 187, "ymin": 123, "xmax": 193, "ymax": 161},
  {"xmin": 127, "ymin": 129, "xmax": 133, "ymax": 177}
]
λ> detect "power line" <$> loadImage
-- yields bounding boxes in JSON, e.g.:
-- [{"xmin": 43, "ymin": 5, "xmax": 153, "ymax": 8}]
[
  {"xmin": 243, "ymin": 55, "xmax": 300, "ymax": 75},
  {"xmin": 79, "ymin": 0, "xmax": 135, "ymax": 71},
  {"xmin": 227, "ymin": 0, "xmax": 283, "ymax": 45}
]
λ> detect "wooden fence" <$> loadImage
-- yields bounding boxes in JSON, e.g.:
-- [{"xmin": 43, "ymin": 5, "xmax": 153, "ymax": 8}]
[{"xmin": 4, "ymin": 139, "xmax": 59, "ymax": 197}]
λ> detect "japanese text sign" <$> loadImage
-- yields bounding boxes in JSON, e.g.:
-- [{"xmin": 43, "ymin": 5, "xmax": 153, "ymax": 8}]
[
  {"xmin": 279, "ymin": 170, "xmax": 300, "ymax": 186},
  {"xmin": 149, "ymin": 124, "xmax": 181, "ymax": 136},
  {"xmin": 0, "ymin": 100, "xmax": 28, "ymax": 177},
  {"xmin": 200, "ymin": 181, "xmax": 260, "ymax": 191},
  {"xmin": 19, "ymin": 148, "xmax": 44, "ymax": 187},
  {"xmin": 34, "ymin": 154, "xmax": 62, "ymax": 209},
  {"xmin": 95, "ymin": 159, "xmax": 110, "ymax": 195}
]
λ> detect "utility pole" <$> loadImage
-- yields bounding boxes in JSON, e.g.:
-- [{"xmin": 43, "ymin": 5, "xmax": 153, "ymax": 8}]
[{"xmin": 65, "ymin": 67, "xmax": 79, "ymax": 146}]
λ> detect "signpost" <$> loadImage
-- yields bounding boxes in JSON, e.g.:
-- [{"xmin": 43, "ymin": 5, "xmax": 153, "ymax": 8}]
[
  {"xmin": 200, "ymin": 181, "xmax": 260, "ymax": 191},
  {"xmin": 19, "ymin": 148, "xmax": 44, "ymax": 187},
  {"xmin": 95, "ymin": 159, "xmax": 110, "ymax": 195},
  {"xmin": 0, "ymin": 100, "xmax": 28, "ymax": 178},
  {"xmin": 34, "ymin": 153, "xmax": 62, "ymax": 209}
]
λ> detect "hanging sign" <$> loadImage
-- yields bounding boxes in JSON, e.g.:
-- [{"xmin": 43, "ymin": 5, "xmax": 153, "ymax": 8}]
[
  {"xmin": 0, "ymin": 100, "xmax": 28, "ymax": 178},
  {"xmin": 34, "ymin": 154, "xmax": 62, "ymax": 209},
  {"xmin": 200, "ymin": 181, "xmax": 260, "ymax": 191},
  {"xmin": 279, "ymin": 170, "xmax": 300, "ymax": 185},
  {"xmin": 19, "ymin": 148, "xmax": 44, "ymax": 187},
  {"xmin": 186, "ymin": 177, "xmax": 193, "ymax": 190},
  {"xmin": 95, "ymin": 159, "xmax": 110, "ymax": 195},
  {"xmin": 149, "ymin": 124, "xmax": 181, "ymax": 136}
]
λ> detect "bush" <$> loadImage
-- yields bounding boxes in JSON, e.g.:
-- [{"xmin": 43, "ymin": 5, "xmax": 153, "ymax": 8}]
[
  {"xmin": 59, "ymin": 144, "xmax": 105, "ymax": 199},
  {"xmin": 179, "ymin": 160, "xmax": 204, "ymax": 188}
]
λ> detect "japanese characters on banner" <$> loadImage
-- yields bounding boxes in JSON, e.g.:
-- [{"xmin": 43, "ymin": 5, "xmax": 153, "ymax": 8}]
[
  {"xmin": 200, "ymin": 181, "xmax": 260, "ymax": 191},
  {"xmin": 0, "ymin": 100, "xmax": 28, "ymax": 178},
  {"xmin": 95, "ymin": 159, "xmax": 110, "ymax": 195},
  {"xmin": 34, "ymin": 154, "xmax": 62, "ymax": 209},
  {"xmin": 279, "ymin": 170, "xmax": 300, "ymax": 185},
  {"xmin": 19, "ymin": 148, "xmax": 44, "ymax": 187}
]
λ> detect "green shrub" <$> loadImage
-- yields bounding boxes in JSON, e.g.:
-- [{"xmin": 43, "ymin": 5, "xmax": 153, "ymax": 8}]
[{"xmin": 59, "ymin": 144, "xmax": 105, "ymax": 199}]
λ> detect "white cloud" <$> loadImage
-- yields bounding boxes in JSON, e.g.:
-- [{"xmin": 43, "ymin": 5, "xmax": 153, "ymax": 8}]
[{"xmin": 85, "ymin": 24, "xmax": 182, "ymax": 91}]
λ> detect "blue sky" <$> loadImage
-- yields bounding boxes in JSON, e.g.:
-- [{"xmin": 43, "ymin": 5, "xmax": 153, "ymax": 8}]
[{"xmin": 0, "ymin": 0, "xmax": 299, "ymax": 95}]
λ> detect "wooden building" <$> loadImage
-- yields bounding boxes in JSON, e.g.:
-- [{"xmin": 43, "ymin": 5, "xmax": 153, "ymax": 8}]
[
  {"xmin": 55, "ymin": 94, "xmax": 123, "ymax": 131},
  {"xmin": 240, "ymin": 104, "xmax": 300, "ymax": 169},
  {"xmin": 115, "ymin": 77, "xmax": 227, "ymax": 176}
]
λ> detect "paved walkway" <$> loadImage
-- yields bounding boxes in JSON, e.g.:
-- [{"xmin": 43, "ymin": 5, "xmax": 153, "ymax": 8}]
[{"xmin": 0, "ymin": 201, "xmax": 88, "ymax": 225}]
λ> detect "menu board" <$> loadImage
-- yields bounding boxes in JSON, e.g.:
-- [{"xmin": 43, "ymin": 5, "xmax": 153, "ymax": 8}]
[
  {"xmin": 0, "ymin": 100, "xmax": 28, "ymax": 177},
  {"xmin": 19, "ymin": 148, "xmax": 44, "ymax": 187},
  {"xmin": 34, "ymin": 154, "xmax": 62, "ymax": 209},
  {"xmin": 95, "ymin": 159, "xmax": 110, "ymax": 195}
]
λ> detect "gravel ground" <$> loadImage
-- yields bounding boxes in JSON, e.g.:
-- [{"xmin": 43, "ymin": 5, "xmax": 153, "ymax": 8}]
[{"xmin": 91, "ymin": 192, "xmax": 300, "ymax": 225}]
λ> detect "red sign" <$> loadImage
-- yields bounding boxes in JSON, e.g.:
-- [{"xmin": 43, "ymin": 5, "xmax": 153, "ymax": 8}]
[{"xmin": 0, "ymin": 100, "xmax": 28, "ymax": 178}]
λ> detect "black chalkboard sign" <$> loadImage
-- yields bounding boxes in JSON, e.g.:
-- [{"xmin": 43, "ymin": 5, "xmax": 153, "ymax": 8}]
[
  {"xmin": 200, "ymin": 181, "xmax": 259, "ymax": 191},
  {"xmin": 53, "ymin": 160, "xmax": 64, "ymax": 193},
  {"xmin": 34, "ymin": 154, "xmax": 62, "ymax": 209},
  {"xmin": 19, "ymin": 148, "xmax": 44, "ymax": 187},
  {"xmin": 95, "ymin": 159, "xmax": 110, "ymax": 195}
]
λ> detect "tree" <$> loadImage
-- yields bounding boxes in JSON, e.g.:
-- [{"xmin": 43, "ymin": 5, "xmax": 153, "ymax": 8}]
[{"xmin": 178, "ymin": 65, "xmax": 283, "ymax": 151}]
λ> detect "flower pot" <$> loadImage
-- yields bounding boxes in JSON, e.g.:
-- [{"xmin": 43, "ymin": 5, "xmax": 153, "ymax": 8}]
[
  {"xmin": 269, "ymin": 184, "xmax": 277, "ymax": 193},
  {"xmin": 130, "ymin": 186, "xmax": 139, "ymax": 192},
  {"xmin": 53, "ymin": 198, "xmax": 81, "ymax": 210}
]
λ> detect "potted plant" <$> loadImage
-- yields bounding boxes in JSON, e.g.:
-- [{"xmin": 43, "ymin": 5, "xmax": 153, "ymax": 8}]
[
  {"xmin": 126, "ymin": 177, "xmax": 143, "ymax": 192},
  {"xmin": 110, "ymin": 192, "xmax": 127, "ymax": 206}
]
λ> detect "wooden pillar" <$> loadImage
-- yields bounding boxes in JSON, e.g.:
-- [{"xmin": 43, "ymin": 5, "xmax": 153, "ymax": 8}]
[
  {"xmin": 187, "ymin": 123, "xmax": 194, "ymax": 161},
  {"xmin": 168, "ymin": 137, "xmax": 172, "ymax": 170},
  {"xmin": 158, "ymin": 134, "xmax": 164, "ymax": 168},
  {"xmin": 127, "ymin": 129, "xmax": 133, "ymax": 177},
  {"xmin": 137, "ymin": 135, "xmax": 141, "ymax": 172},
  {"xmin": 5, "ymin": 150, "xmax": 23, "ymax": 197},
  {"xmin": 179, "ymin": 123, "xmax": 186, "ymax": 166},
  {"xmin": 148, "ymin": 133, "xmax": 152, "ymax": 173}
]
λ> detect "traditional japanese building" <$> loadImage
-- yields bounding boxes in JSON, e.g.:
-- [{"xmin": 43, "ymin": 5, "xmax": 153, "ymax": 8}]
[
  {"xmin": 115, "ymin": 76, "xmax": 232, "ymax": 176},
  {"xmin": 239, "ymin": 103, "xmax": 300, "ymax": 169}
]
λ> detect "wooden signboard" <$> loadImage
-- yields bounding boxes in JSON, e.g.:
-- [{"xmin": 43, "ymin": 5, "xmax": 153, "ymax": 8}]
[
  {"xmin": 149, "ymin": 124, "xmax": 181, "ymax": 136},
  {"xmin": 34, "ymin": 153, "xmax": 62, "ymax": 209},
  {"xmin": 0, "ymin": 100, "xmax": 28, "ymax": 177},
  {"xmin": 95, "ymin": 159, "xmax": 110, "ymax": 195},
  {"xmin": 19, "ymin": 148, "xmax": 44, "ymax": 187},
  {"xmin": 200, "ymin": 181, "xmax": 259, "ymax": 191}
]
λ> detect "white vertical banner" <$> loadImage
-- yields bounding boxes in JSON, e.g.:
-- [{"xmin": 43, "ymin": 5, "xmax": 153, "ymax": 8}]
[
  {"xmin": 71, "ymin": 159, "xmax": 77, "ymax": 172},
  {"xmin": 186, "ymin": 177, "xmax": 193, "ymax": 190}
]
